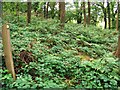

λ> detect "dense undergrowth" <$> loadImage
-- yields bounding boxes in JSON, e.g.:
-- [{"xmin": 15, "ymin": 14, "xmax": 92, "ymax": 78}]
[{"xmin": 1, "ymin": 16, "xmax": 120, "ymax": 89}]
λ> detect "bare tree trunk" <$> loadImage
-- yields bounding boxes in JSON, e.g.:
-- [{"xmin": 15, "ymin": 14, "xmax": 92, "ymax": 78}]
[
  {"xmin": 116, "ymin": 2, "xmax": 119, "ymax": 31},
  {"xmin": 102, "ymin": 1, "xmax": 107, "ymax": 29},
  {"xmin": 46, "ymin": 2, "xmax": 49, "ymax": 19},
  {"xmin": 59, "ymin": 1, "xmax": 65, "ymax": 28},
  {"xmin": 59, "ymin": 2, "xmax": 61, "ymax": 20},
  {"xmin": 88, "ymin": 0, "xmax": 90, "ymax": 25},
  {"xmin": 104, "ymin": 9, "xmax": 107, "ymax": 29},
  {"xmin": 77, "ymin": 5, "xmax": 82, "ymax": 24},
  {"xmin": 116, "ymin": 14, "xmax": 119, "ymax": 31},
  {"xmin": 2, "ymin": 24, "xmax": 16, "ymax": 80},
  {"xmin": 115, "ymin": 2, "xmax": 120, "ymax": 58},
  {"xmin": 75, "ymin": 2, "xmax": 82, "ymax": 24},
  {"xmin": 111, "ymin": 2, "xmax": 117, "ymax": 29},
  {"xmin": 83, "ymin": 1, "xmax": 86, "ymax": 27},
  {"xmin": 27, "ymin": 1, "xmax": 31, "ymax": 24},
  {"xmin": 107, "ymin": 1, "xmax": 111, "ymax": 29},
  {"xmin": 44, "ymin": 2, "xmax": 46, "ymax": 18}
]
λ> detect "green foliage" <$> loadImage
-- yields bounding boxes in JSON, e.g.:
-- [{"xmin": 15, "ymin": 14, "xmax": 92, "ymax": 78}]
[
  {"xmin": 10, "ymin": 75, "xmax": 37, "ymax": 88},
  {"xmin": 0, "ymin": 69, "xmax": 13, "ymax": 88},
  {"xmin": 2, "ymin": 17, "xmax": 120, "ymax": 89}
]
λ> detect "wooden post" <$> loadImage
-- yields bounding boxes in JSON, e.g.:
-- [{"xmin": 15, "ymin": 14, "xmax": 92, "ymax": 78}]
[{"xmin": 2, "ymin": 24, "xmax": 16, "ymax": 80}]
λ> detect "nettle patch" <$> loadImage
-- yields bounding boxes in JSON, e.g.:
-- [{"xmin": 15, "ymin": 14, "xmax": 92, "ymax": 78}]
[{"xmin": 1, "ymin": 18, "xmax": 120, "ymax": 89}]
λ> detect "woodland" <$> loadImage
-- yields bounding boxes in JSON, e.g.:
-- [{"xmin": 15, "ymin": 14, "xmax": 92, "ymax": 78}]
[{"xmin": 0, "ymin": 0, "xmax": 120, "ymax": 89}]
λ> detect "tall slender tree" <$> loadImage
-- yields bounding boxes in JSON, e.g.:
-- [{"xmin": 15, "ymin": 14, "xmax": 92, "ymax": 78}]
[
  {"xmin": 78, "ymin": 4, "xmax": 83, "ymax": 24},
  {"xmin": 59, "ymin": 1, "xmax": 65, "ymax": 28},
  {"xmin": 115, "ymin": 2, "xmax": 120, "ymax": 58},
  {"xmin": 116, "ymin": 2, "xmax": 119, "ymax": 31},
  {"xmin": 46, "ymin": 2, "xmax": 49, "ymax": 18},
  {"xmin": 83, "ymin": 1, "xmax": 86, "ymax": 26},
  {"xmin": 74, "ymin": 1, "xmax": 82, "ymax": 24},
  {"xmin": 88, "ymin": 0, "xmax": 90, "ymax": 25},
  {"xmin": 27, "ymin": 0, "xmax": 31, "ymax": 24},
  {"xmin": 49, "ymin": 2, "xmax": 56, "ymax": 19},
  {"xmin": 107, "ymin": 1, "xmax": 111, "ymax": 29},
  {"xmin": 59, "ymin": 2, "xmax": 61, "ymax": 20},
  {"xmin": 44, "ymin": 2, "xmax": 46, "ymax": 18},
  {"xmin": 96, "ymin": 2, "xmax": 107, "ymax": 29},
  {"xmin": 111, "ymin": 2, "xmax": 117, "ymax": 29},
  {"xmin": 103, "ymin": 2, "xmax": 107, "ymax": 29},
  {"xmin": 44, "ymin": 2, "xmax": 49, "ymax": 19}
]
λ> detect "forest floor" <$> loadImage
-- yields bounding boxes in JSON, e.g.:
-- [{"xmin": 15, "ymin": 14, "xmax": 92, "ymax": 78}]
[{"xmin": 1, "ymin": 16, "xmax": 120, "ymax": 88}]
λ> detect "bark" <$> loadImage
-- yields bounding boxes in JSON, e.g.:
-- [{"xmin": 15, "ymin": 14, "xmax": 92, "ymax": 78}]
[
  {"xmin": 115, "ymin": 36, "xmax": 120, "ymax": 58},
  {"xmin": 46, "ymin": 2, "xmax": 49, "ymax": 18},
  {"xmin": 59, "ymin": 1, "xmax": 65, "ymax": 28},
  {"xmin": 115, "ymin": 2, "xmax": 120, "ymax": 58},
  {"xmin": 101, "ymin": 2, "xmax": 107, "ymax": 29},
  {"xmin": 111, "ymin": 2, "xmax": 117, "ymax": 29},
  {"xmin": 83, "ymin": 1, "xmax": 86, "ymax": 27},
  {"xmin": 116, "ymin": 9, "xmax": 119, "ymax": 31},
  {"xmin": 50, "ymin": 2, "xmax": 56, "ymax": 19},
  {"xmin": 88, "ymin": 0, "xmax": 90, "ymax": 25},
  {"xmin": 2, "ymin": 24, "xmax": 16, "ymax": 80},
  {"xmin": 44, "ymin": 2, "xmax": 49, "ymax": 19},
  {"xmin": 44, "ymin": 2, "xmax": 46, "ymax": 18},
  {"xmin": 76, "ymin": 2, "xmax": 82, "ymax": 24},
  {"xmin": 107, "ymin": 1, "xmax": 111, "ymax": 29},
  {"xmin": 27, "ymin": 1, "xmax": 31, "ymax": 24},
  {"xmin": 103, "ymin": 8, "xmax": 107, "ymax": 29},
  {"xmin": 77, "ymin": 5, "xmax": 82, "ymax": 24},
  {"xmin": 59, "ymin": 2, "xmax": 61, "ymax": 20},
  {"xmin": 116, "ymin": 2, "xmax": 119, "ymax": 31}
]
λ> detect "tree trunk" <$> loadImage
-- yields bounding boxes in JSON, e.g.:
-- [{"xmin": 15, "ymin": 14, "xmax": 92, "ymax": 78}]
[
  {"xmin": 116, "ymin": 11, "xmax": 118, "ymax": 31},
  {"xmin": 104, "ymin": 8, "xmax": 107, "ymax": 29},
  {"xmin": 111, "ymin": 2, "xmax": 116, "ymax": 29},
  {"xmin": 2, "ymin": 24, "xmax": 16, "ymax": 80},
  {"xmin": 88, "ymin": 0, "xmax": 90, "ymax": 25},
  {"xmin": 107, "ymin": 1, "xmax": 111, "ymax": 29},
  {"xmin": 50, "ymin": 2, "xmax": 56, "ymax": 19},
  {"xmin": 116, "ymin": 2, "xmax": 119, "ymax": 31},
  {"xmin": 46, "ymin": 2, "xmax": 49, "ymax": 19},
  {"xmin": 77, "ymin": 5, "xmax": 82, "ymax": 24},
  {"xmin": 27, "ymin": 1, "xmax": 31, "ymax": 24},
  {"xmin": 59, "ymin": 1, "xmax": 65, "ymax": 28},
  {"xmin": 59, "ymin": 2, "xmax": 61, "ymax": 20},
  {"xmin": 102, "ymin": 1, "xmax": 107, "ymax": 29},
  {"xmin": 44, "ymin": 2, "xmax": 46, "ymax": 18},
  {"xmin": 83, "ymin": 1, "xmax": 86, "ymax": 27},
  {"xmin": 115, "ymin": 2, "xmax": 120, "ymax": 58},
  {"xmin": 75, "ymin": 2, "xmax": 82, "ymax": 24}
]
